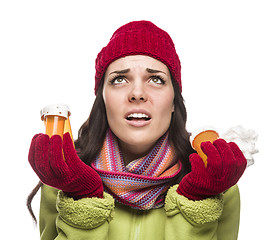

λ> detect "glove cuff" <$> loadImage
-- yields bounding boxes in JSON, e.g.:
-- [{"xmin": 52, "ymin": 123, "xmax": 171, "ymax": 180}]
[
  {"xmin": 177, "ymin": 182, "xmax": 208, "ymax": 200},
  {"xmin": 166, "ymin": 185, "xmax": 224, "ymax": 225},
  {"xmin": 65, "ymin": 184, "xmax": 104, "ymax": 200},
  {"xmin": 57, "ymin": 190, "xmax": 114, "ymax": 229}
]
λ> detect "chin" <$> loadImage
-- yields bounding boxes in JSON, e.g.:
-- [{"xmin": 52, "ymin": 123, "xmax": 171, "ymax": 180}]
[
  {"xmin": 124, "ymin": 130, "xmax": 156, "ymax": 144},
  {"xmin": 120, "ymin": 128, "xmax": 165, "ymax": 148}
]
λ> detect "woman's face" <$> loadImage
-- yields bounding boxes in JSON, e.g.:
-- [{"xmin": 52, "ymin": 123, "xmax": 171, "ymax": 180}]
[{"xmin": 103, "ymin": 55, "xmax": 174, "ymax": 160}]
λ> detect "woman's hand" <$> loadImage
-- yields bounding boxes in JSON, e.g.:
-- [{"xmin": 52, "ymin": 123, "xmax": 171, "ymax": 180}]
[
  {"xmin": 177, "ymin": 139, "xmax": 247, "ymax": 200},
  {"xmin": 28, "ymin": 132, "xmax": 103, "ymax": 199}
]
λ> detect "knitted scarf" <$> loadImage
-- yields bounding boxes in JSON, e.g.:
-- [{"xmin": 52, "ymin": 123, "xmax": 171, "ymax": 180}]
[{"xmin": 91, "ymin": 129, "xmax": 182, "ymax": 210}]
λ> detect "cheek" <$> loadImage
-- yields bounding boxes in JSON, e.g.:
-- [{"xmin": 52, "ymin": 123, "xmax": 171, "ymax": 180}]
[
  {"xmin": 154, "ymin": 92, "xmax": 174, "ymax": 115},
  {"xmin": 103, "ymin": 90, "xmax": 114, "ymax": 118},
  {"xmin": 152, "ymin": 94, "xmax": 174, "ymax": 130},
  {"xmin": 103, "ymin": 90, "xmax": 125, "ymax": 124}
]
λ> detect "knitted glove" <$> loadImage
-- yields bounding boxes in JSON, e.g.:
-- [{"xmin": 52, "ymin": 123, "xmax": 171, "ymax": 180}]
[
  {"xmin": 28, "ymin": 132, "xmax": 103, "ymax": 199},
  {"xmin": 177, "ymin": 139, "xmax": 247, "ymax": 200}
]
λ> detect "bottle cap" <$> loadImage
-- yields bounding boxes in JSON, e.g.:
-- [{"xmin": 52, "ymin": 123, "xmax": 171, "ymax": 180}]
[
  {"xmin": 40, "ymin": 104, "xmax": 71, "ymax": 120},
  {"xmin": 190, "ymin": 126, "xmax": 218, "ymax": 147}
]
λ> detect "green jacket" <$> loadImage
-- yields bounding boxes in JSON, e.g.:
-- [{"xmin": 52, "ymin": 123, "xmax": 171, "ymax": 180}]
[{"xmin": 39, "ymin": 184, "xmax": 241, "ymax": 240}]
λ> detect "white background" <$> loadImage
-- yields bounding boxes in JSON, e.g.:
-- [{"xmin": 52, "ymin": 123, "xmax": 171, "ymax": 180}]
[{"xmin": 1, "ymin": 0, "xmax": 277, "ymax": 239}]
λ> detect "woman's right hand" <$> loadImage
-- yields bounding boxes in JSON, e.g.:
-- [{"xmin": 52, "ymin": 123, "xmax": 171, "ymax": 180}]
[
  {"xmin": 28, "ymin": 132, "xmax": 103, "ymax": 199},
  {"xmin": 177, "ymin": 139, "xmax": 246, "ymax": 200}
]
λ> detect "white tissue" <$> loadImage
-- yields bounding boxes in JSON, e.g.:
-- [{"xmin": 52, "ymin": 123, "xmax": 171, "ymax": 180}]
[{"xmin": 221, "ymin": 125, "xmax": 258, "ymax": 167}]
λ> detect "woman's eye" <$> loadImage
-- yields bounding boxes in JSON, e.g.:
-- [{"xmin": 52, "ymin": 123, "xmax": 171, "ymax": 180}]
[
  {"xmin": 110, "ymin": 76, "xmax": 127, "ymax": 85},
  {"xmin": 150, "ymin": 76, "xmax": 166, "ymax": 85}
]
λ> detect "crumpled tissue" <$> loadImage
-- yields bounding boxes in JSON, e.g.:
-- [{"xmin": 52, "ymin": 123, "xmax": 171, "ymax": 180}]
[{"xmin": 221, "ymin": 125, "xmax": 258, "ymax": 167}]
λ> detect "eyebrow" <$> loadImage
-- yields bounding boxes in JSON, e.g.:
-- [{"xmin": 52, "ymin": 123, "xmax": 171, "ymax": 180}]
[
  {"xmin": 146, "ymin": 68, "xmax": 167, "ymax": 75},
  {"xmin": 109, "ymin": 69, "xmax": 130, "ymax": 75},
  {"xmin": 109, "ymin": 68, "xmax": 166, "ymax": 75}
]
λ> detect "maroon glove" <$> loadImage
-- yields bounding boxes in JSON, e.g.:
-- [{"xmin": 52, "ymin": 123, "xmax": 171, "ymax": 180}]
[
  {"xmin": 177, "ymin": 139, "xmax": 247, "ymax": 200},
  {"xmin": 28, "ymin": 132, "xmax": 103, "ymax": 199}
]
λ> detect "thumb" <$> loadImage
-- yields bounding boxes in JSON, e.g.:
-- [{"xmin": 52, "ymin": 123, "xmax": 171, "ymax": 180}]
[
  {"xmin": 189, "ymin": 153, "xmax": 206, "ymax": 172},
  {"xmin": 28, "ymin": 134, "xmax": 43, "ymax": 171},
  {"xmin": 62, "ymin": 132, "xmax": 81, "ymax": 167}
]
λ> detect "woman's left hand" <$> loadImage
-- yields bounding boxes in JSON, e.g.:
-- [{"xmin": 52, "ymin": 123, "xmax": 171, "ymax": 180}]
[
  {"xmin": 177, "ymin": 139, "xmax": 247, "ymax": 200},
  {"xmin": 28, "ymin": 133, "xmax": 104, "ymax": 199}
]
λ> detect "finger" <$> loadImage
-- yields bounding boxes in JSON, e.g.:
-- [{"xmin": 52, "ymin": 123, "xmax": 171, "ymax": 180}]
[
  {"xmin": 201, "ymin": 141, "xmax": 222, "ymax": 175},
  {"xmin": 213, "ymin": 139, "xmax": 236, "ymax": 166},
  {"xmin": 28, "ymin": 134, "xmax": 43, "ymax": 171},
  {"xmin": 228, "ymin": 142, "xmax": 247, "ymax": 170},
  {"xmin": 63, "ymin": 132, "xmax": 81, "ymax": 168},
  {"xmin": 228, "ymin": 142, "xmax": 246, "ymax": 162},
  {"xmin": 49, "ymin": 135, "xmax": 69, "ymax": 177},
  {"xmin": 213, "ymin": 139, "xmax": 240, "ymax": 178},
  {"xmin": 33, "ymin": 134, "xmax": 52, "ymax": 180},
  {"xmin": 224, "ymin": 142, "xmax": 246, "ymax": 185}
]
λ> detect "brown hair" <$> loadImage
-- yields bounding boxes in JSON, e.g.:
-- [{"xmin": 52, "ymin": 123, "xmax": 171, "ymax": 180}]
[{"xmin": 27, "ymin": 76, "xmax": 194, "ymax": 223}]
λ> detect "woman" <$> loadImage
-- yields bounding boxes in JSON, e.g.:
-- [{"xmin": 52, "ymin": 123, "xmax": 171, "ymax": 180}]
[{"xmin": 28, "ymin": 20, "xmax": 247, "ymax": 239}]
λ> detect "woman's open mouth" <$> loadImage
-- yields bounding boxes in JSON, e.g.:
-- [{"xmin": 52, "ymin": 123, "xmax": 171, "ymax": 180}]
[
  {"xmin": 126, "ymin": 113, "xmax": 151, "ymax": 121},
  {"xmin": 125, "ymin": 112, "xmax": 152, "ymax": 127}
]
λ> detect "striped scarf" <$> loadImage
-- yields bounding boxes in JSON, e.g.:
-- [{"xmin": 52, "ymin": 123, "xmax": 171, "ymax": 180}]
[{"xmin": 91, "ymin": 129, "xmax": 181, "ymax": 210}]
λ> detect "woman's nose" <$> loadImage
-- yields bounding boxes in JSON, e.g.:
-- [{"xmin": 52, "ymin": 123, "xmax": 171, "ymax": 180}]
[{"xmin": 128, "ymin": 81, "xmax": 147, "ymax": 103}]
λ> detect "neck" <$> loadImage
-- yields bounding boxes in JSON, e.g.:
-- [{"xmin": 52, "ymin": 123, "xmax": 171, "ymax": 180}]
[{"xmin": 118, "ymin": 141, "xmax": 155, "ymax": 165}]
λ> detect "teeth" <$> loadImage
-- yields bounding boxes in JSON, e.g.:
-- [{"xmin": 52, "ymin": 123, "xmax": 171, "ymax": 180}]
[{"xmin": 127, "ymin": 113, "xmax": 149, "ymax": 119}]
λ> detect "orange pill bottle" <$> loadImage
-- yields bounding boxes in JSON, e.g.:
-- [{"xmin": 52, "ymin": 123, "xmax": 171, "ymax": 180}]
[
  {"xmin": 40, "ymin": 104, "xmax": 73, "ymax": 142},
  {"xmin": 190, "ymin": 126, "xmax": 219, "ymax": 167}
]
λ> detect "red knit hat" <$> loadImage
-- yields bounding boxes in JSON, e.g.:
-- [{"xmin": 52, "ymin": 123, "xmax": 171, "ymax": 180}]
[{"xmin": 95, "ymin": 20, "xmax": 182, "ymax": 94}]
